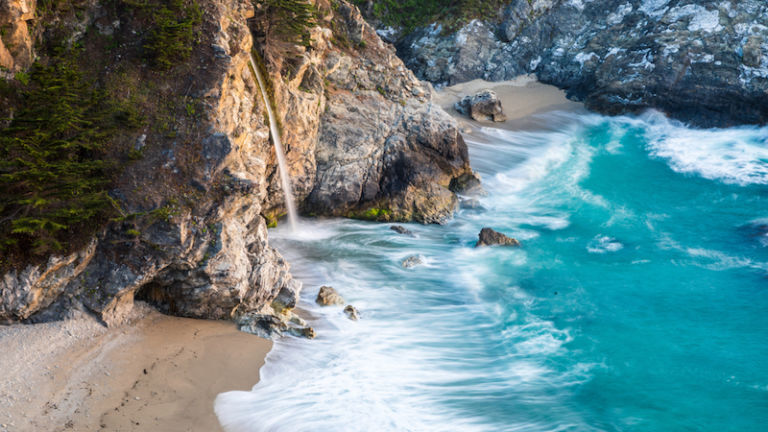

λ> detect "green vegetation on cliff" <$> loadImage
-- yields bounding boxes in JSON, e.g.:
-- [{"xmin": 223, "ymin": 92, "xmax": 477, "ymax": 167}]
[
  {"xmin": 0, "ymin": 54, "xmax": 141, "ymax": 257},
  {"xmin": 351, "ymin": 0, "xmax": 507, "ymax": 33},
  {"xmin": 255, "ymin": 0, "xmax": 317, "ymax": 48},
  {"xmin": 0, "ymin": 0, "xmax": 204, "ymax": 267},
  {"xmin": 124, "ymin": 0, "xmax": 203, "ymax": 69}
]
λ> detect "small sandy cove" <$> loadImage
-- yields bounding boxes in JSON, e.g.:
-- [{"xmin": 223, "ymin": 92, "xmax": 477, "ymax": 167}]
[
  {"xmin": 434, "ymin": 75, "xmax": 585, "ymax": 130},
  {"xmin": 0, "ymin": 77, "xmax": 579, "ymax": 432},
  {"xmin": 0, "ymin": 304, "xmax": 269, "ymax": 432}
]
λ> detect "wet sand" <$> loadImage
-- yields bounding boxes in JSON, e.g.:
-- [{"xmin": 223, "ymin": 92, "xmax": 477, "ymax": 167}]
[{"xmin": 0, "ymin": 305, "xmax": 270, "ymax": 432}]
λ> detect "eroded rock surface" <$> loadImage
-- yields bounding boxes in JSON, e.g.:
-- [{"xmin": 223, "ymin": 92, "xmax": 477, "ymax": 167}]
[
  {"xmin": 1, "ymin": 0, "xmax": 476, "ymax": 326},
  {"xmin": 389, "ymin": 0, "xmax": 768, "ymax": 127}
]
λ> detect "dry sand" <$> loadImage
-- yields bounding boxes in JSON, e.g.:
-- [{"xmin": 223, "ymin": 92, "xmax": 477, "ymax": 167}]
[
  {"xmin": 0, "ymin": 304, "xmax": 270, "ymax": 432},
  {"xmin": 434, "ymin": 75, "xmax": 586, "ymax": 131}
]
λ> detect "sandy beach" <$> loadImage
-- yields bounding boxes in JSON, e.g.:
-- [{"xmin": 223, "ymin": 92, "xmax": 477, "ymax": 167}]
[
  {"xmin": 434, "ymin": 76, "xmax": 586, "ymax": 131},
  {"xmin": 0, "ymin": 305, "xmax": 270, "ymax": 432}
]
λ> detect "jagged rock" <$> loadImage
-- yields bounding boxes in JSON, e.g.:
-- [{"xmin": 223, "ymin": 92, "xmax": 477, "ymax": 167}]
[
  {"xmin": 402, "ymin": 255, "xmax": 424, "ymax": 268},
  {"xmin": 388, "ymin": 0, "xmax": 768, "ymax": 127},
  {"xmin": 0, "ymin": 0, "xmax": 478, "ymax": 324},
  {"xmin": 475, "ymin": 228, "xmax": 521, "ymax": 247},
  {"xmin": 454, "ymin": 90, "xmax": 507, "ymax": 122},
  {"xmin": 390, "ymin": 225, "xmax": 414, "ymax": 236},
  {"xmin": 236, "ymin": 310, "xmax": 315, "ymax": 340},
  {"xmin": 316, "ymin": 286, "xmax": 345, "ymax": 306},
  {"xmin": 302, "ymin": 2, "xmax": 478, "ymax": 223},
  {"xmin": 343, "ymin": 305, "xmax": 359, "ymax": 321}
]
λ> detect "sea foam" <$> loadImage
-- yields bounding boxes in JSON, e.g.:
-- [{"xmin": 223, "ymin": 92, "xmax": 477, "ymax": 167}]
[{"xmin": 641, "ymin": 111, "xmax": 768, "ymax": 185}]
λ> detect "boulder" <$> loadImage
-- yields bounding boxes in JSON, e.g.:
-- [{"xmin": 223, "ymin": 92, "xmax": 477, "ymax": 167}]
[
  {"xmin": 454, "ymin": 90, "xmax": 507, "ymax": 122},
  {"xmin": 315, "ymin": 286, "xmax": 345, "ymax": 306},
  {"xmin": 475, "ymin": 228, "xmax": 521, "ymax": 247},
  {"xmin": 343, "ymin": 305, "xmax": 360, "ymax": 321}
]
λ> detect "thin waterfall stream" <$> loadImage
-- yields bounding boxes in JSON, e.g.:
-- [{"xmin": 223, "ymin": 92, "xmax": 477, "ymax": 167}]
[{"xmin": 249, "ymin": 54, "xmax": 299, "ymax": 231}]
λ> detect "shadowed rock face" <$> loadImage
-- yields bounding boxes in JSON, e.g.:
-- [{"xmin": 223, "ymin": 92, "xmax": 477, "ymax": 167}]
[
  {"xmin": 388, "ymin": 0, "xmax": 768, "ymax": 127},
  {"xmin": 1, "ymin": 0, "xmax": 475, "ymax": 325}
]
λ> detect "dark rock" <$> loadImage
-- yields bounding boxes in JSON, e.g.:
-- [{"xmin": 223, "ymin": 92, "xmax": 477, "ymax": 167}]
[
  {"xmin": 390, "ymin": 225, "xmax": 414, "ymax": 236},
  {"xmin": 449, "ymin": 172, "xmax": 485, "ymax": 196},
  {"xmin": 389, "ymin": 0, "xmax": 768, "ymax": 127},
  {"xmin": 475, "ymin": 228, "xmax": 521, "ymax": 247},
  {"xmin": 316, "ymin": 286, "xmax": 345, "ymax": 306},
  {"xmin": 343, "ymin": 305, "xmax": 360, "ymax": 321},
  {"xmin": 454, "ymin": 90, "xmax": 507, "ymax": 122}
]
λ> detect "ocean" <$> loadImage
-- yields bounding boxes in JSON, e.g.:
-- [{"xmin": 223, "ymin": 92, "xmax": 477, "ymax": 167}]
[{"xmin": 216, "ymin": 110, "xmax": 768, "ymax": 432}]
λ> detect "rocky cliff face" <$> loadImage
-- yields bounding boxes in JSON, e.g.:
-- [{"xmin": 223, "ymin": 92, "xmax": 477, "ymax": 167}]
[
  {"xmin": 0, "ymin": 0, "xmax": 474, "ymax": 325},
  {"xmin": 387, "ymin": 0, "xmax": 768, "ymax": 127},
  {"xmin": 0, "ymin": 0, "xmax": 35, "ymax": 75}
]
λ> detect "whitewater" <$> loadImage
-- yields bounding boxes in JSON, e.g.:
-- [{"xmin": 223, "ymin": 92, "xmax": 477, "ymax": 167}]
[{"xmin": 216, "ymin": 110, "xmax": 768, "ymax": 431}]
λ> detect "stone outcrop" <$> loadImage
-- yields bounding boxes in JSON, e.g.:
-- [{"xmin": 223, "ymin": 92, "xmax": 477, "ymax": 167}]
[
  {"xmin": 299, "ymin": 2, "xmax": 477, "ymax": 223},
  {"xmin": 386, "ymin": 0, "xmax": 768, "ymax": 127},
  {"xmin": 454, "ymin": 89, "xmax": 507, "ymax": 122},
  {"xmin": 315, "ymin": 285, "xmax": 345, "ymax": 306},
  {"xmin": 475, "ymin": 228, "xmax": 521, "ymax": 247},
  {"xmin": 1, "ymin": 0, "xmax": 476, "ymax": 326}
]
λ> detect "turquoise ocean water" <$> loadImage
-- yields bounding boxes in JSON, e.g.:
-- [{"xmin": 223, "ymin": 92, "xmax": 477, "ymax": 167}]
[{"xmin": 216, "ymin": 110, "xmax": 768, "ymax": 431}]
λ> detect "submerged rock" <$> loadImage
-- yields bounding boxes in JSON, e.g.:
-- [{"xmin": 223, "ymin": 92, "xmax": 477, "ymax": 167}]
[
  {"xmin": 316, "ymin": 286, "xmax": 345, "ymax": 306},
  {"xmin": 390, "ymin": 225, "xmax": 414, "ymax": 236},
  {"xmin": 402, "ymin": 255, "xmax": 424, "ymax": 268},
  {"xmin": 343, "ymin": 305, "xmax": 360, "ymax": 321},
  {"xmin": 454, "ymin": 90, "xmax": 507, "ymax": 122},
  {"xmin": 475, "ymin": 228, "xmax": 521, "ymax": 247},
  {"xmin": 460, "ymin": 198, "xmax": 483, "ymax": 210}
]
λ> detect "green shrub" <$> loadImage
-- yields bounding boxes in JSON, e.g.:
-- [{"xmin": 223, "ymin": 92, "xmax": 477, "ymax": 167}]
[
  {"xmin": 351, "ymin": 0, "xmax": 506, "ymax": 33},
  {"xmin": 0, "ymin": 55, "xmax": 139, "ymax": 257},
  {"xmin": 256, "ymin": 0, "xmax": 317, "ymax": 48},
  {"xmin": 124, "ymin": 0, "xmax": 203, "ymax": 70}
]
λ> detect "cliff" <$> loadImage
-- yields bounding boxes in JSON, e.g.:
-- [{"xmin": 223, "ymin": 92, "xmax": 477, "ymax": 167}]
[
  {"xmin": 363, "ymin": 0, "xmax": 768, "ymax": 127},
  {"xmin": 0, "ymin": 0, "xmax": 474, "ymax": 326}
]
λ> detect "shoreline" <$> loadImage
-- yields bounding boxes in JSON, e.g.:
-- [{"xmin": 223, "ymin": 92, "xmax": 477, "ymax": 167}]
[
  {"xmin": 0, "ymin": 305, "xmax": 270, "ymax": 432},
  {"xmin": 434, "ymin": 75, "xmax": 587, "ymax": 132},
  {"xmin": 1, "ymin": 76, "xmax": 577, "ymax": 432}
]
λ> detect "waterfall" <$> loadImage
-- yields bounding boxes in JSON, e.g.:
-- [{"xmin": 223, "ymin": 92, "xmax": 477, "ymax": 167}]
[{"xmin": 249, "ymin": 54, "xmax": 299, "ymax": 231}]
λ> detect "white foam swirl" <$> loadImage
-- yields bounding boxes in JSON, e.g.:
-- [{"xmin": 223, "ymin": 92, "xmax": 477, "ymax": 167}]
[{"xmin": 642, "ymin": 111, "xmax": 768, "ymax": 185}]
